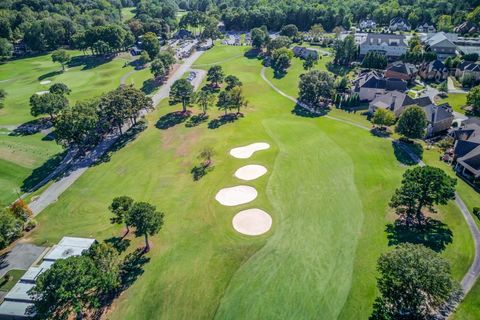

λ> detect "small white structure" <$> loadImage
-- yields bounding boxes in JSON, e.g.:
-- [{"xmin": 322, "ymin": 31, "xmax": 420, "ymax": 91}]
[{"xmin": 0, "ymin": 237, "xmax": 95, "ymax": 319}]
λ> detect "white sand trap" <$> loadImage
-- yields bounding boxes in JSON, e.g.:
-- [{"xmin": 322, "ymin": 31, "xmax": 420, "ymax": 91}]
[
  {"xmin": 215, "ymin": 186, "xmax": 257, "ymax": 206},
  {"xmin": 40, "ymin": 80, "xmax": 51, "ymax": 85},
  {"xmin": 232, "ymin": 209, "xmax": 272, "ymax": 236},
  {"xmin": 230, "ymin": 142, "xmax": 270, "ymax": 159},
  {"xmin": 234, "ymin": 165, "xmax": 267, "ymax": 181},
  {"xmin": 35, "ymin": 90, "xmax": 49, "ymax": 95}
]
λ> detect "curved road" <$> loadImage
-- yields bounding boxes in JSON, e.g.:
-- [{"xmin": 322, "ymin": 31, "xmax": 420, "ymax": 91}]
[{"xmin": 260, "ymin": 66, "xmax": 480, "ymax": 303}]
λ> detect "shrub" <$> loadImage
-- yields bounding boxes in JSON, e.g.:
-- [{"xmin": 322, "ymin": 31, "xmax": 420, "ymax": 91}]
[{"xmin": 24, "ymin": 219, "xmax": 37, "ymax": 232}]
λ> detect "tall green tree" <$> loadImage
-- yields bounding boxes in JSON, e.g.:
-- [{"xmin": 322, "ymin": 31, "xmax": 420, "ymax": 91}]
[
  {"xmin": 207, "ymin": 65, "xmax": 225, "ymax": 87},
  {"xmin": 390, "ymin": 166, "xmax": 456, "ymax": 226},
  {"xmin": 157, "ymin": 51, "xmax": 176, "ymax": 70},
  {"xmin": 141, "ymin": 32, "xmax": 160, "ymax": 59},
  {"xmin": 298, "ymin": 70, "xmax": 335, "ymax": 110},
  {"xmin": 395, "ymin": 106, "xmax": 428, "ymax": 139},
  {"xmin": 0, "ymin": 209, "xmax": 22, "ymax": 249},
  {"xmin": 272, "ymin": 48, "xmax": 293, "ymax": 72},
  {"xmin": 372, "ymin": 109, "xmax": 396, "ymax": 128},
  {"xmin": 126, "ymin": 202, "xmax": 164, "ymax": 251},
  {"xmin": 333, "ymin": 35, "xmax": 358, "ymax": 66},
  {"xmin": 169, "ymin": 79, "xmax": 194, "ymax": 112},
  {"xmin": 0, "ymin": 38, "xmax": 12, "ymax": 58},
  {"xmin": 370, "ymin": 243, "xmax": 457, "ymax": 320},
  {"xmin": 194, "ymin": 90, "xmax": 216, "ymax": 115},
  {"xmin": 217, "ymin": 86, "xmax": 248, "ymax": 114},
  {"xmin": 224, "ymin": 75, "xmax": 242, "ymax": 91},
  {"xmin": 303, "ymin": 54, "xmax": 318, "ymax": 70},
  {"xmin": 280, "ymin": 24, "xmax": 299, "ymax": 38},
  {"xmin": 467, "ymin": 85, "xmax": 480, "ymax": 116},
  {"xmin": 251, "ymin": 27, "xmax": 268, "ymax": 50},
  {"xmin": 109, "ymin": 196, "xmax": 134, "ymax": 235},
  {"xmin": 51, "ymin": 49, "xmax": 71, "ymax": 72},
  {"xmin": 150, "ymin": 59, "xmax": 167, "ymax": 80},
  {"xmin": 30, "ymin": 92, "xmax": 69, "ymax": 120},
  {"xmin": 49, "ymin": 83, "xmax": 71, "ymax": 95}
]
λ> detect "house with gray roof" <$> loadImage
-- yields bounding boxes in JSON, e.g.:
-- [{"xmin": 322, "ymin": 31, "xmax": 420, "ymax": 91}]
[
  {"xmin": 455, "ymin": 61, "xmax": 480, "ymax": 82},
  {"xmin": 359, "ymin": 33, "xmax": 408, "ymax": 60},
  {"xmin": 368, "ymin": 90, "xmax": 416, "ymax": 117},
  {"xmin": 353, "ymin": 70, "xmax": 407, "ymax": 102},
  {"xmin": 423, "ymin": 103, "xmax": 454, "ymax": 137},
  {"xmin": 425, "ymin": 32, "xmax": 457, "ymax": 59},
  {"xmin": 419, "ymin": 59, "xmax": 449, "ymax": 81},
  {"xmin": 416, "ymin": 23, "xmax": 436, "ymax": 33},
  {"xmin": 292, "ymin": 46, "xmax": 318, "ymax": 60},
  {"xmin": 389, "ymin": 17, "xmax": 411, "ymax": 32},
  {"xmin": 384, "ymin": 61, "xmax": 417, "ymax": 82},
  {"xmin": 450, "ymin": 120, "xmax": 480, "ymax": 184}
]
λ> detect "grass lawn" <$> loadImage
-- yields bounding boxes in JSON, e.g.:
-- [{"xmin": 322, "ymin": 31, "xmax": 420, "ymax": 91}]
[
  {"xmin": 439, "ymin": 93, "xmax": 468, "ymax": 114},
  {"xmin": 25, "ymin": 45, "xmax": 474, "ymax": 319},
  {"xmin": 121, "ymin": 7, "xmax": 136, "ymax": 22},
  {"xmin": 0, "ymin": 270, "xmax": 26, "ymax": 291}
]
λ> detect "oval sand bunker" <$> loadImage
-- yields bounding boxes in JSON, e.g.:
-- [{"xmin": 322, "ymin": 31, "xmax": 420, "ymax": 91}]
[
  {"xmin": 230, "ymin": 142, "xmax": 270, "ymax": 159},
  {"xmin": 232, "ymin": 209, "xmax": 272, "ymax": 236},
  {"xmin": 215, "ymin": 186, "xmax": 257, "ymax": 206},
  {"xmin": 234, "ymin": 164, "xmax": 267, "ymax": 181}
]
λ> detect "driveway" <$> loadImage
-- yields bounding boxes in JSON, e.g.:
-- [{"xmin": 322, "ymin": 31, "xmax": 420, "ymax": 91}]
[
  {"xmin": 0, "ymin": 244, "xmax": 47, "ymax": 277},
  {"xmin": 448, "ymin": 77, "xmax": 467, "ymax": 94}
]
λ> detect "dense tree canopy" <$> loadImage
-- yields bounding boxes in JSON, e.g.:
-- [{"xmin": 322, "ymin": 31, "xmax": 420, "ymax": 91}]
[
  {"xmin": 395, "ymin": 106, "xmax": 428, "ymax": 139},
  {"xmin": 298, "ymin": 70, "xmax": 335, "ymax": 110}
]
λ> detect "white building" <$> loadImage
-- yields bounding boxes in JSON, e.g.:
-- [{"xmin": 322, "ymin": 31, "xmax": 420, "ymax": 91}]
[{"xmin": 359, "ymin": 33, "xmax": 408, "ymax": 59}]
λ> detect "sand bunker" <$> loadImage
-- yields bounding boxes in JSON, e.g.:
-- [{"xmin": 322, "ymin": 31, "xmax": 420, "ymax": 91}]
[
  {"xmin": 40, "ymin": 80, "xmax": 51, "ymax": 85},
  {"xmin": 230, "ymin": 143, "xmax": 270, "ymax": 159},
  {"xmin": 215, "ymin": 186, "xmax": 257, "ymax": 206},
  {"xmin": 232, "ymin": 209, "xmax": 272, "ymax": 236},
  {"xmin": 234, "ymin": 165, "xmax": 267, "ymax": 181},
  {"xmin": 35, "ymin": 91, "xmax": 49, "ymax": 95}
]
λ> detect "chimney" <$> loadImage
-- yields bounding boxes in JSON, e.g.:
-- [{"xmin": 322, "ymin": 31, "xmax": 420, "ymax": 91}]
[{"xmin": 390, "ymin": 95, "xmax": 397, "ymax": 111}]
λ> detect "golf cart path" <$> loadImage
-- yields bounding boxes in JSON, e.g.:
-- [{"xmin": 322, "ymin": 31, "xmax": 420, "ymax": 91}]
[
  {"xmin": 27, "ymin": 51, "xmax": 205, "ymax": 215},
  {"xmin": 448, "ymin": 77, "xmax": 467, "ymax": 94},
  {"xmin": 260, "ymin": 66, "xmax": 480, "ymax": 299}
]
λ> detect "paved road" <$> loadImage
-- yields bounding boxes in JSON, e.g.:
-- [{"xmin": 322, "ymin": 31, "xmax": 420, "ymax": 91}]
[
  {"xmin": 448, "ymin": 77, "xmax": 467, "ymax": 94},
  {"xmin": 28, "ymin": 50, "xmax": 205, "ymax": 215},
  {"xmin": 260, "ymin": 66, "xmax": 480, "ymax": 302}
]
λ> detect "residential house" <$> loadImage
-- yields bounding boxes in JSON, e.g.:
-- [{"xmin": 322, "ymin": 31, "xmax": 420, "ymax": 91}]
[
  {"xmin": 451, "ymin": 120, "xmax": 480, "ymax": 185},
  {"xmin": 425, "ymin": 32, "xmax": 457, "ymax": 59},
  {"xmin": 423, "ymin": 102, "xmax": 454, "ymax": 137},
  {"xmin": 292, "ymin": 46, "xmax": 319, "ymax": 60},
  {"xmin": 454, "ymin": 21, "xmax": 479, "ymax": 35},
  {"xmin": 389, "ymin": 17, "xmax": 411, "ymax": 32},
  {"xmin": 384, "ymin": 61, "xmax": 417, "ymax": 82},
  {"xmin": 175, "ymin": 29, "xmax": 193, "ymax": 39},
  {"xmin": 419, "ymin": 59, "xmax": 449, "ymax": 81},
  {"xmin": 130, "ymin": 46, "xmax": 142, "ymax": 56},
  {"xmin": 359, "ymin": 19, "xmax": 377, "ymax": 30},
  {"xmin": 353, "ymin": 70, "xmax": 407, "ymax": 101},
  {"xmin": 359, "ymin": 33, "xmax": 408, "ymax": 60},
  {"xmin": 368, "ymin": 90, "xmax": 416, "ymax": 117},
  {"xmin": 416, "ymin": 23, "xmax": 436, "ymax": 33},
  {"xmin": 0, "ymin": 237, "xmax": 96, "ymax": 319},
  {"xmin": 455, "ymin": 61, "xmax": 480, "ymax": 82}
]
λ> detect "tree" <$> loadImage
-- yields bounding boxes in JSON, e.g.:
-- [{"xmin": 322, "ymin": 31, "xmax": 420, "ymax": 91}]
[
  {"xmin": 370, "ymin": 244, "xmax": 457, "ymax": 320},
  {"xmin": 217, "ymin": 87, "xmax": 248, "ymax": 115},
  {"xmin": 51, "ymin": 50, "xmax": 71, "ymax": 72},
  {"xmin": 395, "ymin": 106, "xmax": 428, "ymax": 139},
  {"xmin": 150, "ymin": 59, "xmax": 167, "ymax": 80},
  {"xmin": 280, "ymin": 24, "xmax": 299, "ymax": 38},
  {"xmin": 141, "ymin": 32, "xmax": 160, "ymax": 59},
  {"xmin": 467, "ymin": 85, "xmax": 480, "ymax": 116},
  {"xmin": 251, "ymin": 27, "xmax": 268, "ymax": 50},
  {"xmin": 10, "ymin": 199, "xmax": 32, "ymax": 222},
  {"xmin": 169, "ymin": 79, "xmax": 194, "ymax": 112},
  {"xmin": 409, "ymin": 34, "xmax": 422, "ymax": 53},
  {"xmin": 272, "ymin": 48, "xmax": 293, "ymax": 73},
  {"xmin": 0, "ymin": 38, "xmax": 12, "ymax": 58},
  {"xmin": 437, "ymin": 15, "xmax": 453, "ymax": 32},
  {"xmin": 309, "ymin": 24, "xmax": 324, "ymax": 39},
  {"xmin": 372, "ymin": 109, "xmax": 396, "ymax": 128},
  {"xmin": 49, "ymin": 83, "xmax": 71, "ymax": 95},
  {"xmin": 86, "ymin": 242, "xmax": 121, "ymax": 294},
  {"xmin": 54, "ymin": 101, "xmax": 100, "ymax": 149},
  {"xmin": 126, "ymin": 202, "xmax": 164, "ymax": 251},
  {"xmin": 109, "ymin": 196, "xmax": 134, "ymax": 235},
  {"xmin": 157, "ymin": 51, "xmax": 176, "ymax": 70},
  {"xmin": 194, "ymin": 90, "xmax": 216, "ymax": 114},
  {"xmin": 266, "ymin": 36, "xmax": 291, "ymax": 54},
  {"xmin": 390, "ymin": 166, "xmax": 456, "ymax": 226},
  {"xmin": 138, "ymin": 51, "xmax": 150, "ymax": 66},
  {"xmin": 224, "ymin": 75, "xmax": 242, "ymax": 91},
  {"xmin": 334, "ymin": 77, "xmax": 349, "ymax": 93},
  {"xmin": 30, "ymin": 256, "xmax": 102, "ymax": 319},
  {"xmin": 303, "ymin": 54, "xmax": 318, "ymax": 70},
  {"xmin": 207, "ymin": 65, "xmax": 225, "ymax": 87},
  {"xmin": 333, "ymin": 35, "xmax": 358, "ymax": 66},
  {"xmin": 298, "ymin": 70, "xmax": 335, "ymax": 110},
  {"xmin": 362, "ymin": 51, "xmax": 388, "ymax": 69},
  {"xmin": 30, "ymin": 92, "xmax": 69, "ymax": 120},
  {"xmin": 0, "ymin": 89, "xmax": 6, "ymax": 109},
  {"xmin": 0, "ymin": 210, "xmax": 22, "ymax": 249}
]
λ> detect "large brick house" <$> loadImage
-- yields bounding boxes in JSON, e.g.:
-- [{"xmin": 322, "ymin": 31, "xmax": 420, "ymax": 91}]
[{"xmin": 384, "ymin": 61, "xmax": 417, "ymax": 82}]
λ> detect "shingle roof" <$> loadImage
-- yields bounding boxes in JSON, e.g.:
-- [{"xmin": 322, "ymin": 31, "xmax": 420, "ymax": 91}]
[
  {"xmin": 454, "ymin": 140, "xmax": 480, "ymax": 159},
  {"xmin": 414, "ymin": 96, "xmax": 433, "ymax": 107},
  {"xmin": 428, "ymin": 59, "xmax": 448, "ymax": 72},
  {"xmin": 386, "ymin": 62, "xmax": 417, "ymax": 75},
  {"xmin": 363, "ymin": 33, "xmax": 407, "ymax": 47},
  {"xmin": 370, "ymin": 91, "xmax": 416, "ymax": 112},
  {"xmin": 458, "ymin": 145, "xmax": 480, "ymax": 177}
]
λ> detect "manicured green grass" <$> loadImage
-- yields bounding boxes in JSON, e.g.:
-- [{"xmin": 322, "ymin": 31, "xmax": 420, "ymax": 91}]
[
  {"xmin": 439, "ymin": 93, "xmax": 468, "ymax": 114},
  {"xmin": 0, "ymin": 270, "xmax": 26, "ymax": 291},
  {"xmin": 26, "ymin": 45, "xmax": 474, "ymax": 319},
  {"xmin": 121, "ymin": 7, "xmax": 136, "ymax": 22}
]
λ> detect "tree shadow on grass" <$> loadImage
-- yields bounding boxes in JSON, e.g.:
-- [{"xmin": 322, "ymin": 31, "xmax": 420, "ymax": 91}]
[
  {"xmin": 96, "ymin": 121, "xmax": 147, "ymax": 164},
  {"xmin": 38, "ymin": 70, "xmax": 63, "ymax": 81},
  {"xmin": 185, "ymin": 114, "xmax": 209, "ymax": 127},
  {"xmin": 9, "ymin": 119, "xmax": 52, "ymax": 136},
  {"xmin": 21, "ymin": 151, "xmax": 67, "ymax": 192},
  {"xmin": 392, "ymin": 140, "xmax": 423, "ymax": 166},
  {"xmin": 385, "ymin": 218, "xmax": 453, "ymax": 252},
  {"xmin": 244, "ymin": 48, "xmax": 261, "ymax": 60},
  {"xmin": 67, "ymin": 54, "xmax": 114, "ymax": 70},
  {"xmin": 291, "ymin": 104, "xmax": 328, "ymax": 118},
  {"xmin": 105, "ymin": 236, "xmax": 131, "ymax": 254},
  {"xmin": 120, "ymin": 248, "xmax": 150, "ymax": 289},
  {"xmin": 370, "ymin": 127, "xmax": 392, "ymax": 138},
  {"xmin": 156, "ymin": 111, "xmax": 191, "ymax": 130},
  {"xmin": 141, "ymin": 79, "xmax": 159, "ymax": 95},
  {"xmin": 208, "ymin": 113, "xmax": 242, "ymax": 129},
  {"xmin": 191, "ymin": 164, "xmax": 213, "ymax": 181}
]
